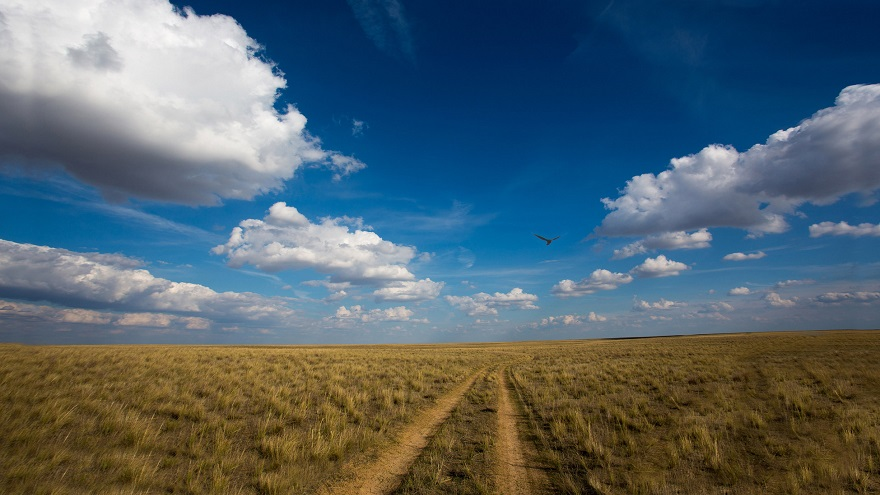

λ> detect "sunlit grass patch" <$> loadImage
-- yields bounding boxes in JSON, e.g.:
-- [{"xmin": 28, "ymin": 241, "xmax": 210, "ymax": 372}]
[
  {"xmin": 510, "ymin": 331, "xmax": 880, "ymax": 494},
  {"xmin": 0, "ymin": 344, "xmax": 493, "ymax": 494}
]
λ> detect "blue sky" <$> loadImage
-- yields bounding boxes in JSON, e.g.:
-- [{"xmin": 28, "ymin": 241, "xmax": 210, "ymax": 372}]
[{"xmin": 1, "ymin": 0, "xmax": 879, "ymax": 344}]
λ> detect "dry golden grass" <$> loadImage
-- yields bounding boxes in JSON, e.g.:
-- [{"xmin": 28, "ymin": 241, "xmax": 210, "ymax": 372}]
[
  {"xmin": 509, "ymin": 331, "xmax": 880, "ymax": 494},
  {"xmin": 1, "ymin": 331, "xmax": 878, "ymax": 494},
  {"xmin": 0, "ymin": 344, "xmax": 493, "ymax": 494},
  {"xmin": 392, "ymin": 367, "xmax": 499, "ymax": 495}
]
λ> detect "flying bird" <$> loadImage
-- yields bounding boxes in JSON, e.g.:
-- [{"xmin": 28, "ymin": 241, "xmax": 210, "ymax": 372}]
[{"xmin": 534, "ymin": 234, "xmax": 559, "ymax": 245}]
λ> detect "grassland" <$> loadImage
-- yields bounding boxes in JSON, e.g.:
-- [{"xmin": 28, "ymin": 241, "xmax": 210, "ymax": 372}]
[
  {"xmin": 510, "ymin": 331, "xmax": 880, "ymax": 494},
  {"xmin": 1, "ymin": 330, "xmax": 878, "ymax": 494},
  {"xmin": 0, "ymin": 345, "xmax": 493, "ymax": 494}
]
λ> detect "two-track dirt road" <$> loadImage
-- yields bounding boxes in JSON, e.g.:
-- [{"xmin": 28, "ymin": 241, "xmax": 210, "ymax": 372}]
[{"xmin": 319, "ymin": 363, "xmax": 548, "ymax": 495}]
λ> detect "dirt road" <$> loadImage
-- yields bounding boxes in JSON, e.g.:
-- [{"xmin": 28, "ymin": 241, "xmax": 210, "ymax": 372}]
[
  {"xmin": 495, "ymin": 367, "xmax": 549, "ymax": 494},
  {"xmin": 318, "ymin": 368, "xmax": 487, "ymax": 495}
]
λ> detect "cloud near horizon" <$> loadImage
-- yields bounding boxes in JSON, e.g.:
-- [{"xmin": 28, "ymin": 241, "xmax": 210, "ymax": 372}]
[
  {"xmin": 0, "ymin": 299, "xmax": 212, "ymax": 331},
  {"xmin": 633, "ymin": 297, "xmax": 687, "ymax": 311},
  {"xmin": 596, "ymin": 84, "xmax": 880, "ymax": 238},
  {"xmin": 445, "ymin": 288, "xmax": 538, "ymax": 317},
  {"xmin": 0, "ymin": 239, "xmax": 295, "ymax": 328},
  {"xmin": 333, "ymin": 305, "xmax": 417, "ymax": 322},
  {"xmin": 0, "ymin": 0, "xmax": 364, "ymax": 205}
]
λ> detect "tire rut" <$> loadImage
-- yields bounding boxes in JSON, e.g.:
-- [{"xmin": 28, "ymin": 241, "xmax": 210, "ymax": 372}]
[
  {"xmin": 318, "ymin": 367, "xmax": 487, "ymax": 495},
  {"xmin": 496, "ymin": 366, "xmax": 550, "ymax": 494}
]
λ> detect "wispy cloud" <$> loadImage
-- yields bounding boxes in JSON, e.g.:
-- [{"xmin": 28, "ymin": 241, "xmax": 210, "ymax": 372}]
[
  {"xmin": 347, "ymin": 0, "xmax": 416, "ymax": 63},
  {"xmin": 723, "ymin": 251, "xmax": 767, "ymax": 261},
  {"xmin": 0, "ymin": 173, "xmax": 221, "ymax": 243},
  {"xmin": 382, "ymin": 201, "xmax": 496, "ymax": 237}
]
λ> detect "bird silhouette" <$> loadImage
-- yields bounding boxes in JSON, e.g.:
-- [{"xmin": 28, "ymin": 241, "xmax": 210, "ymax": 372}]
[{"xmin": 534, "ymin": 234, "xmax": 559, "ymax": 245}]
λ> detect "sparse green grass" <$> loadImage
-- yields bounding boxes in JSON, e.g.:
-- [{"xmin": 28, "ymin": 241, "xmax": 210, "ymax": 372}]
[{"xmin": 510, "ymin": 331, "xmax": 880, "ymax": 494}]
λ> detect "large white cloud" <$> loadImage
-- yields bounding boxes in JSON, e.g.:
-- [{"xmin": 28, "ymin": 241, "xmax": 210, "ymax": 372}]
[
  {"xmin": 612, "ymin": 229, "xmax": 712, "ymax": 259},
  {"xmin": 552, "ymin": 269, "xmax": 633, "ymax": 298},
  {"xmin": 0, "ymin": 0, "xmax": 363, "ymax": 204},
  {"xmin": 445, "ymin": 288, "xmax": 538, "ymax": 317},
  {"xmin": 213, "ymin": 202, "xmax": 424, "ymax": 285},
  {"xmin": 597, "ymin": 84, "xmax": 880, "ymax": 237},
  {"xmin": 0, "ymin": 238, "xmax": 295, "ymax": 326},
  {"xmin": 809, "ymin": 221, "xmax": 880, "ymax": 238}
]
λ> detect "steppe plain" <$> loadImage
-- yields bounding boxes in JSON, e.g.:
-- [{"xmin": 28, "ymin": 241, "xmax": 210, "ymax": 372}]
[{"xmin": 1, "ymin": 330, "xmax": 878, "ymax": 494}]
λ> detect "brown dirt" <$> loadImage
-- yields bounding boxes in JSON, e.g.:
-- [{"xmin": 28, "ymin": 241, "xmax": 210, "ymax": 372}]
[
  {"xmin": 495, "ymin": 367, "xmax": 550, "ymax": 495},
  {"xmin": 318, "ymin": 367, "xmax": 487, "ymax": 495}
]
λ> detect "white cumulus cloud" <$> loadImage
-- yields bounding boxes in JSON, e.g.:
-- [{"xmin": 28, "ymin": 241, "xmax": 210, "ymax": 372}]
[
  {"xmin": 538, "ymin": 311, "xmax": 607, "ymax": 327},
  {"xmin": 0, "ymin": 0, "xmax": 363, "ymax": 205},
  {"xmin": 445, "ymin": 288, "xmax": 538, "ymax": 317},
  {"xmin": 764, "ymin": 292, "xmax": 797, "ymax": 308},
  {"xmin": 213, "ymin": 202, "xmax": 420, "ymax": 285},
  {"xmin": 333, "ymin": 305, "xmax": 416, "ymax": 322},
  {"xmin": 632, "ymin": 297, "xmax": 687, "ymax": 311},
  {"xmin": 552, "ymin": 269, "xmax": 633, "ymax": 298},
  {"xmin": 612, "ymin": 229, "xmax": 712, "ymax": 259},
  {"xmin": 596, "ymin": 84, "xmax": 880, "ymax": 238},
  {"xmin": 728, "ymin": 287, "xmax": 751, "ymax": 296},
  {"xmin": 373, "ymin": 278, "xmax": 444, "ymax": 302},
  {"xmin": 809, "ymin": 221, "xmax": 880, "ymax": 238},
  {"xmin": 723, "ymin": 251, "xmax": 767, "ymax": 261},
  {"xmin": 630, "ymin": 255, "xmax": 689, "ymax": 278}
]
